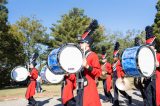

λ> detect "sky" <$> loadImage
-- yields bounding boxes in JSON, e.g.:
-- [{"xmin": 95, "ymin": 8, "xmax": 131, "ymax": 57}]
[{"xmin": 7, "ymin": 0, "xmax": 158, "ymax": 34}]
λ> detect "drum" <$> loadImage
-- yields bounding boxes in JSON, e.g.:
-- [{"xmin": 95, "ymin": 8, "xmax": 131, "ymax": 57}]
[
  {"xmin": 48, "ymin": 43, "xmax": 83, "ymax": 74},
  {"xmin": 121, "ymin": 45, "xmax": 156, "ymax": 77},
  {"xmin": 40, "ymin": 65, "xmax": 64, "ymax": 84},
  {"xmin": 11, "ymin": 66, "xmax": 29, "ymax": 82}
]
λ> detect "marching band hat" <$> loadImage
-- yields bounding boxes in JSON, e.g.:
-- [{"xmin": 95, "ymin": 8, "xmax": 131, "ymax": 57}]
[
  {"xmin": 145, "ymin": 26, "xmax": 156, "ymax": 46},
  {"xmin": 79, "ymin": 36, "xmax": 94, "ymax": 45},
  {"xmin": 79, "ymin": 19, "xmax": 98, "ymax": 45},
  {"xmin": 134, "ymin": 37, "xmax": 141, "ymax": 46},
  {"xmin": 31, "ymin": 61, "xmax": 37, "ymax": 67},
  {"xmin": 113, "ymin": 42, "xmax": 120, "ymax": 57}
]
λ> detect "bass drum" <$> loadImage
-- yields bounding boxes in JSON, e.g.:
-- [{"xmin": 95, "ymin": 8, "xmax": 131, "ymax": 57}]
[
  {"xmin": 47, "ymin": 43, "xmax": 83, "ymax": 74},
  {"xmin": 40, "ymin": 65, "xmax": 64, "ymax": 84},
  {"xmin": 121, "ymin": 45, "xmax": 156, "ymax": 77},
  {"xmin": 11, "ymin": 66, "xmax": 29, "ymax": 82}
]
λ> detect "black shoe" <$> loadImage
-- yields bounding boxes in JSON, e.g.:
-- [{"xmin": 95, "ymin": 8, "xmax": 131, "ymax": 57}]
[{"xmin": 128, "ymin": 96, "xmax": 132, "ymax": 104}]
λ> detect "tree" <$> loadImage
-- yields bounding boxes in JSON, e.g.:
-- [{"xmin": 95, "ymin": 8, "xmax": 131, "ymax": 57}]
[
  {"xmin": 14, "ymin": 16, "xmax": 48, "ymax": 62},
  {"xmin": 98, "ymin": 30, "xmax": 143, "ymax": 63},
  {"xmin": 0, "ymin": 0, "xmax": 8, "ymax": 33},
  {"xmin": 49, "ymin": 8, "xmax": 105, "ymax": 51},
  {"xmin": 153, "ymin": 0, "xmax": 160, "ymax": 51},
  {"xmin": 0, "ymin": 0, "xmax": 26, "ymax": 87}
]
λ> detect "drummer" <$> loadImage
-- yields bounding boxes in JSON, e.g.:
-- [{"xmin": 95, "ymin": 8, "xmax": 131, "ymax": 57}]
[
  {"xmin": 25, "ymin": 61, "xmax": 39, "ymax": 106},
  {"xmin": 77, "ymin": 19, "xmax": 102, "ymax": 106},
  {"xmin": 143, "ymin": 26, "xmax": 157, "ymax": 106},
  {"xmin": 112, "ymin": 42, "xmax": 132, "ymax": 106},
  {"xmin": 101, "ymin": 46, "xmax": 113, "ymax": 103},
  {"xmin": 61, "ymin": 73, "xmax": 76, "ymax": 106}
]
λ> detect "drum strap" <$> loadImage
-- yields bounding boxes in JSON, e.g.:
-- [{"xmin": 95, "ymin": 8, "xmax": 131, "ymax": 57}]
[
  {"xmin": 112, "ymin": 60, "xmax": 119, "ymax": 72},
  {"xmin": 76, "ymin": 50, "xmax": 93, "ymax": 106}
]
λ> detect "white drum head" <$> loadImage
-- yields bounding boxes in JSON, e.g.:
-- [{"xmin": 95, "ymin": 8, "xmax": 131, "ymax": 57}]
[
  {"xmin": 40, "ymin": 65, "xmax": 64, "ymax": 84},
  {"xmin": 11, "ymin": 66, "xmax": 28, "ymax": 82},
  {"xmin": 59, "ymin": 45, "xmax": 83, "ymax": 73},
  {"xmin": 138, "ymin": 46, "xmax": 155, "ymax": 77},
  {"xmin": 45, "ymin": 67, "xmax": 64, "ymax": 84}
]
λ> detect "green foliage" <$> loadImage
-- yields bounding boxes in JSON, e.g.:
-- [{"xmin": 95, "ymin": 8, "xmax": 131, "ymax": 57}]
[
  {"xmin": 14, "ymin": 16, "xmax": 48, "ymax": 61},
  {"xmin": 153, "ymin": 0, "xmax": 160, "ymax": 51},
  {"xmin": 0, "ymin": 0, "xmax": 7, "ymax": 4},
  {"xmin": 0, "ymin": 1, "xmax": 26, "ymax": 87},
  {"xmin": 0, "ymin": 3, "xmax": 8, "ymax": 33},
  {"xmin": 98, "ymin": 30, "xmax": 144, "ymax": 63},
  {"xmin": 50, "ymin": 8, "xmax": 105, "ymax": 50}
]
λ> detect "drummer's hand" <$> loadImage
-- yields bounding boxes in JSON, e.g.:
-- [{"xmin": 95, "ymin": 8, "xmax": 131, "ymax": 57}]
[
  {"xmin": 156, "ymin": 61, "xmax": 159, "ymax": 67},
  {"xmin": 82, "ymin": 58, "xmax": 89, "ymax": 69},
  {"xmin": 65, "ymin": 72, "xmax": 69, "ymax": 76},
  {"xmin": 28, "ymin": 72, "xmax": 31, "ymax": 77}
]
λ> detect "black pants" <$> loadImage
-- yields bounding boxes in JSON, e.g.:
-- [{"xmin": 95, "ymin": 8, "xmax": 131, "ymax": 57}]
[
  {"xmin": 113, "ymin": 79, "xmax": 130, "ymax": 106},
  {"xmin": 64, "ymin": 98, "xmax": 76, "ymax": 106},
  {"xmin": 134, "ymin": 77, "xmax": 145, "ymax": 100},
  {"xmin": 28, "ymin": 96, "xmax": 37, "ymax": 105},
  {"xmin": 143, "ymin": 78, "xmax": 156, "ymax": 106},
  {"xmin": 103, "ymin": 80, "xmax": 113, "ymax": 102}
]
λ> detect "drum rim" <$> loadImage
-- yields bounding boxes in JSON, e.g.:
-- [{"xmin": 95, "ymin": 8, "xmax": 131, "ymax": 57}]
[
  {"xmin": 57, "ymin": 43, "xmax": 83, "ymax": 73},
  {"xmin": 11, "ymin": 66, "xmax": 28, "ymax": 81},
  {"xmin": 121, "ymin": 45, "xmax": 156, "ymax": 77}
]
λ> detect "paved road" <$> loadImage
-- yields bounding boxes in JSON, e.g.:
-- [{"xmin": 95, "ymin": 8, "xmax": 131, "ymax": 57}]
[{"xmin": 0, "ymin": 89, "xmax": 143, "ymax": 106}]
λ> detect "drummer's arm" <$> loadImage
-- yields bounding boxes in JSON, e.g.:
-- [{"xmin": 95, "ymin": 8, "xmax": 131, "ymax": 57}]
[
  {"xmin": 31, "ymin": 68, "xmax": 38, "ymax": 80},
  {"xmin": 68, "ymin": 74, "xmax": 76, "ymax": 81},
  {"xmin": 69, "ymin": 74, "xmax": 76, "ymax": 89},
  {"xmin": 117, "ymin": 65, "xmax": 124, "ymax": 78},
  {"xmin": 85, "ymin": 54, "xmax": 101, "ymax": 77}
]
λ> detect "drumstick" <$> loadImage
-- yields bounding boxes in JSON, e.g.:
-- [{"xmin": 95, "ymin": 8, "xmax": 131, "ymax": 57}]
[{"xmin": 83, "ymin": 44, "xmax": 87, "ymax": 68}]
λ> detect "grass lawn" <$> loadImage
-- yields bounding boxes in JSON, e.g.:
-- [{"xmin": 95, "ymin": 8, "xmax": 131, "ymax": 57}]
[{"xmin": 0, "ymin": 77, "xmax": 134, "ymax": 101}]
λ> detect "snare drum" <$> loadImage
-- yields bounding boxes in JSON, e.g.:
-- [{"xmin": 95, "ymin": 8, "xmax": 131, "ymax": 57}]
[
  {"xmin": 121, "ymin": 45, "xmax": 156, "ymax": 77},
  {"xmin": 40, "ymin": 65, "xmax": 64, "ymax": 84},
  {"xmin": 48, "ymin": 43, "xmax": 83, "ymax": 74},
  {"xmin": 11, "ymin": 66, "xmax": 29, "ymax": 82}
]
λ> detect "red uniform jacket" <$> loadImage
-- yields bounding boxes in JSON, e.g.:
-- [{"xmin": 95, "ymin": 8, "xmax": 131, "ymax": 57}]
[
  {"xmin": 104, "ymin": 62, "xmax": 112, "ymax": 92},
  {"xmin": 116, "ymin": 60, "xmax": 125, "ymax": 78},
  {"xmin": 25, "ymin": 68, "xmax": 38, "ymax": 99},
  {"xmin": 62, "ymin": 74, "xmax": 76, "ymax": 104},
  {"xmin": 83, "ymin": 52, "xmax": 102, "ymax": 106},
  {"xmin": 156, "ymin": 53, "xmax": 160, "ymax": 106}
]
